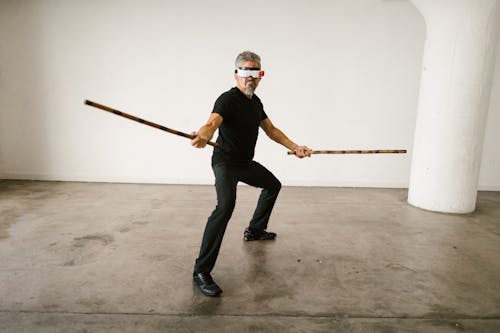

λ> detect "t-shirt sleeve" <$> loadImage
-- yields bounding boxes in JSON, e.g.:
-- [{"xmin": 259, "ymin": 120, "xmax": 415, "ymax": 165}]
[
  {"xmin": 212, "ymin": 93, "xmax": 230, "ymax": 118},
  {"xmin": 259, "ymin": 98, "xmax": 268, "ymax": 120},
  {"xmin": 261, "ymin": 109, "xmax": 268, "ymax": 121}
]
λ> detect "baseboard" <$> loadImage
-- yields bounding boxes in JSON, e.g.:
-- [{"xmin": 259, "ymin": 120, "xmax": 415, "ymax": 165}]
[{"xmin": 0, "ymin": 172, "xmax": 498, "ymax": 191}]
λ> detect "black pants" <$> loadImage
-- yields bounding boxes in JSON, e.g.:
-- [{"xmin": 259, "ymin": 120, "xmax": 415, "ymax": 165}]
[{"xmin": 194, "ymin": 161, "xmax": 281, "ymax": 274}]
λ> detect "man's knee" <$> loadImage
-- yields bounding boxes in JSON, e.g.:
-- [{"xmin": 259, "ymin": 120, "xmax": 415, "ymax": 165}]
[
  {"xmin": 217, "ymin": 197, "xmax": 236, "ymax": 217},
  {"xmin": 270, "ymin": 178, "xmax": 281, "ymax": 194}
]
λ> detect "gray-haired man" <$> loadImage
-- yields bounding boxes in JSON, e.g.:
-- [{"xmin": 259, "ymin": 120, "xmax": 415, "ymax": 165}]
[{"xmin": 191, "ymin": 51, "xmax": 311, "ymax": 296}]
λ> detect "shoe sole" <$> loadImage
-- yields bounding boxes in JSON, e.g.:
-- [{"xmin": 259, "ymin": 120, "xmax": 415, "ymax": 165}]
[{"xmin": 244, "ymin": 237, "xmax": 276, "ymax": 241}]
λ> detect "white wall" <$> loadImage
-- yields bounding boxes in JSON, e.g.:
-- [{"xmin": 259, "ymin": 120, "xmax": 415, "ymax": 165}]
[{"xmin": 0, "ymin": 0, "xmax": 498, "ymax": 189}]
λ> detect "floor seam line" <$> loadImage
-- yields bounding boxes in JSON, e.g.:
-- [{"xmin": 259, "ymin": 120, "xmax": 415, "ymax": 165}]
[{"xmin": 1, "ymin": 310, "xmax": 500, "ymax": 320}]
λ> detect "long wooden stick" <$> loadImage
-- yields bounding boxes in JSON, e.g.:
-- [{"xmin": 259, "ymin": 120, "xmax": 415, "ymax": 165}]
[
  {"xmin": 287, "ymin": 149, "xmax": 407, "ymax": 155},
  {"xmin": 84, "ymin": 100, "xmax": 405, "ymax": 155},
  {"xmin": 84, "ymin": 100, "xmax": 218, "ymax": 147}
]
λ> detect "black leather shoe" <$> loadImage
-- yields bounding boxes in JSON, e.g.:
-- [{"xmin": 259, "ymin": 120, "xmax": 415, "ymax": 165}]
[
  {"xmin": 193, "ymin": 272, "xmax": 222, "ymax": 297},
  {"xmin": 244, "ymin": 227, "xmax": 277, "ymax": 241}
]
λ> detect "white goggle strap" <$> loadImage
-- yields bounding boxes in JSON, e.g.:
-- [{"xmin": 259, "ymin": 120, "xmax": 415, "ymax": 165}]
[{"xmin": 235, "ymin": 68, "xmax": 265, "ymax": 78}]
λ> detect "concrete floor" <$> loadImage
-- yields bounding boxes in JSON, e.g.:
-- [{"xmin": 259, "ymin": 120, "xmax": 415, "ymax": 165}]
[{"xmin": 0, "ymin": 180, "xmax": 499, "ymax": 332}]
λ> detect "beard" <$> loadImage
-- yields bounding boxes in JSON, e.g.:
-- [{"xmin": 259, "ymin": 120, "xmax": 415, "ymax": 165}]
[{"xmin": 245, "ymin": 82, "xmax": 257, "ymax": 96}]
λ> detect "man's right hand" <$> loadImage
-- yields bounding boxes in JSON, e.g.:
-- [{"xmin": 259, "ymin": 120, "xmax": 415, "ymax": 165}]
[{"xmin": 191, "ymin": 131, "xmax": 209, "ymax": 148}]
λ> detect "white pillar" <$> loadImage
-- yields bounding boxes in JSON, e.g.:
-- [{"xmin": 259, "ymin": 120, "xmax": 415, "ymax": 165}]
[{"xmin": 408, "ymin": 0, "xmax": 500, "ymax": 213}]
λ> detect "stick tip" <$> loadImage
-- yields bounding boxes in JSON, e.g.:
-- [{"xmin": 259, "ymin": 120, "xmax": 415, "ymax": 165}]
[{"xmin": 84, "ymin": 99, "xmax": 92, "ymax": 105}]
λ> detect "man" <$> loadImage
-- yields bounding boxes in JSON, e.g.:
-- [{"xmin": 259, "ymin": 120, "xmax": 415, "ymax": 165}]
[{"xmin": 191, "ymin": 51, "xmax": 311, "ymax": 297}]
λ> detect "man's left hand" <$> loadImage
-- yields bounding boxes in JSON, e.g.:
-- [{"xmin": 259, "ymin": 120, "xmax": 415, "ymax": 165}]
[{"xmin": 293, "ymin": 146, "xmax": 312, "ymax": 158}]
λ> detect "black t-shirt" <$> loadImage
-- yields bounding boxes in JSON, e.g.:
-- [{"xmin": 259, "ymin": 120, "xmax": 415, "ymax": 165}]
[{"xmin": 211, "ymin": 87, "xmax": 268, "ymax": 165}]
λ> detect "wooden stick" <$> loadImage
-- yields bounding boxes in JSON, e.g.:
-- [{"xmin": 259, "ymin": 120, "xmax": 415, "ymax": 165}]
[
  {"xmin": 84, "ymin": 100, "xmax": 218, "ymax": 147},
  {"xmin": 287, "ymin": 149, "xmax": 407, "ymax": 155}
]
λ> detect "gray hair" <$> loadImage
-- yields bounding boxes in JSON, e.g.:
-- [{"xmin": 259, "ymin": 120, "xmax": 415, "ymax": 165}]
[{"xmin": 235, "ymin": 51, "xmax": 261, "ymax": 68}]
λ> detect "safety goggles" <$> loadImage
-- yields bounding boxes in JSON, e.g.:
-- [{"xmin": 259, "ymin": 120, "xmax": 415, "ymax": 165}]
[{"xmin": 235, "ymin": 67, "xmax": 265, "ymax": 79}]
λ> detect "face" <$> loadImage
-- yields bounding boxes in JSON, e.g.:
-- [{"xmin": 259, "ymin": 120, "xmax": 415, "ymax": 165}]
[{"xmin": 235, "ymin": 60, "xmax": 262, "ymax": 97}]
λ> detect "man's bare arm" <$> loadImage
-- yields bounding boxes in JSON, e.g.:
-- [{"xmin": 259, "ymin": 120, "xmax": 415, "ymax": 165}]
[
  {"xmin": 192, "ymin": 113, "xmax": 223, "ymax": 148},
  {"xmin": 260, "ymin": 118, "xmax": 311, "ymax": 158}
]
